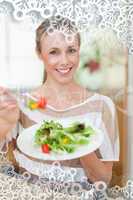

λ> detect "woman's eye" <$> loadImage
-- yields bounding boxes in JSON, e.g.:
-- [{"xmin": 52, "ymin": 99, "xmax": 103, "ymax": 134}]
[
  {"xmin": 49, "ymin": 50, "xmax": 57, "ymax": 55},
  {"xmin": 68, "ymin": 48, "xmax": 77, "ymax": 53}
]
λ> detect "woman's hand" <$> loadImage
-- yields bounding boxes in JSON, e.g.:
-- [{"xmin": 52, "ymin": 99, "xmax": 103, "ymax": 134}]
[
  {"xmin": 0, "ymin": 87, "xmax": 19, "ymax": 140},
  {"xmin": 80, "ymin": 152, "xmax": 113, "ymax": 185}
]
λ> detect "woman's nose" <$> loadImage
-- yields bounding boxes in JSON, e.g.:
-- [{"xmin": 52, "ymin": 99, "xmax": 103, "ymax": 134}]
[{"xmin": 60, "ymin": 53, "xmax": 69, "ymax": 65}]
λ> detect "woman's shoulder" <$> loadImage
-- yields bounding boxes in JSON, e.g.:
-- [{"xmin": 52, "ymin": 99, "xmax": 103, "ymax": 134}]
[
  {"xmin": 95, "ymin": 93, "xmax": 115, "ymax": 105},
  {"xmin": 99, "ymin": 94, "xmax": 115, "ymax": 112},
  {"xmin": 84, "ymin": 90, "xmax": 115, "ymax": 105},
  {"xmin": 95, "ymin": 93, "xmax": 116, "ymax": 117}
]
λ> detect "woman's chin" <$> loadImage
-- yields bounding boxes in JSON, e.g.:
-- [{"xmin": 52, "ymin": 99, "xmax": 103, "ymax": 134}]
[
  {"xmin": 58, "ymin": 79, "xmax": 73, "ymax": 84},
  {"xmin": 54, "ymin": 75, "xmax": 74, "ymax": 84}
]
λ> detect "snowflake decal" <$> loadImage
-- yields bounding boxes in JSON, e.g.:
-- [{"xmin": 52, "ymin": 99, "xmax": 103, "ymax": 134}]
[
  {"xmin": 0, "ymin": 0, "xmax": 132, "ymax": 52},
  {"xmin": 0, "ymin": 0, "xmax": 133, "ymax": 198},
  {"xmin": 0, "ymin": 162, "xmax": 109, "ymax": 199}
]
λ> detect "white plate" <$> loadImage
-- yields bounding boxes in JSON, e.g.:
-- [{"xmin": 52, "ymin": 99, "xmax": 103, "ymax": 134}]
[{"xmin": 17, "ymin": 122, "xmax": 104, "ymax": 161}]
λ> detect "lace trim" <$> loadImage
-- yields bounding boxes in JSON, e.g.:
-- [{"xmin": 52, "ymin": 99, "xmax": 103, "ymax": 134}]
[
  {"xmin": 22, "ymin": 92, "xmax": 98, "ymax": 112},
  {"xmin": 44, "ymin": 93, "xmax": 98, "ymax": 112},
  {"xmin": 19, "ymin": 100, "xmax": 102, "ymax": 123}
]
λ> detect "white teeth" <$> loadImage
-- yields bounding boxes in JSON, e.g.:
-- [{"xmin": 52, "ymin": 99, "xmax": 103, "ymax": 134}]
[{"xmin": 56, "ymin": 68, "xmax": 72, "ymax": 74}]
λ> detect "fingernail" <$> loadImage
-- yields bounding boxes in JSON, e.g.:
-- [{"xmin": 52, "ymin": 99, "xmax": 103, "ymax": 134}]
[{"xmin": 8, "ymin": 105, "xmax": 17, "ymax": 109}]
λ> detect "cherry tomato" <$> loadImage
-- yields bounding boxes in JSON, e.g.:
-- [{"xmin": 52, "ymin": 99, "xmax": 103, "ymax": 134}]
[
  {"xmin": 41, "ymin": 144, "xmax": 50, "ymax": 153},
  {"xmin": 37, "ymin": 97, "xmax": 47, "ymax": 109}
]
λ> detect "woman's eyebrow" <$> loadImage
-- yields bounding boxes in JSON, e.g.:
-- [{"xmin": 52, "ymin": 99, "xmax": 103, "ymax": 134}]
[
  {"xmin": 48, "ymin": 47, "xmax": 59, "ymax": 51},
  {"xmin": 67, "ymin": 45, "xmax": 76, "ymax": 48},
  {"xmin": 48, "ymin": 45, "xmax": 77, "ymax": 51}
]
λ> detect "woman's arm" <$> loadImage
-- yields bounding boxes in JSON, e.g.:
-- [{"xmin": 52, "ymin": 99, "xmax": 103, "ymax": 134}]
[
  {"xmin": 0, "ymin": 87, "xmax": 19, "ymax": 141},
  {"xmin": 80, "ymin": 96, "xmax": 118, "ymax": 185},
  {"xmin": 80, "ymin": 152, "xmax": 113, "ymax": 184}
]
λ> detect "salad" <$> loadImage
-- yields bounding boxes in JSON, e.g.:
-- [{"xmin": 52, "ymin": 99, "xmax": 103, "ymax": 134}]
[
  {"xmin": 27, "ymin": 97, "xmax": 47, "ymax": 110},
  {"xmin": 35, "ymin": 120, "xmax": 95, "ymax": 154}
]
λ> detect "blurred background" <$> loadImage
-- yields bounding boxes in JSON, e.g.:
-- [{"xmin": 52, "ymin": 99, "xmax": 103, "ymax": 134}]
[
  {"xmin": 0, "ymin": 15, "xmax": 127, "ymax": 91},
  {"xmin": 0, "ymin": 15, "xmax": 128, "ymax": 186}
]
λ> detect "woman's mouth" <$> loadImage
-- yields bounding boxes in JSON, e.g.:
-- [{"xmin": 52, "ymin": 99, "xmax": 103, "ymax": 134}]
[{"xmin": 55, "ymin": 67, "xmax": 72, "ymax": 75}]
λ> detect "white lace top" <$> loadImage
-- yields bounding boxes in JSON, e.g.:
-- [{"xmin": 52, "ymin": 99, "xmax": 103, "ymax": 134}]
[{"xmin": 0, "ymin": 93, "xmax": 119, "ymax": 181}]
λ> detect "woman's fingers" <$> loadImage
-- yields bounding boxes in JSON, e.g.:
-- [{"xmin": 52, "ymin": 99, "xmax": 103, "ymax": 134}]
[
  {"xmin": 0, "ymin": 86, "xmax": 10, "ymax": 95},
  {"xmin": 0, "ymin": 102, "xmax": 8, "ymax": 110},
  {"xmin": 0, "ymin": 103, "xmax": 17, "ymax": 113},
  {"xmin": 0, "ymin": 86, "xmax": 6, "ymax": 92},
  {"xmin": 0, "ymin": 88, "xmax": 17, "ymax": 104},
  {"xmin": 0, "ymin": 98, "xmax": 17, "ymax": 108},
  {"xmin": 0, "ymin": 94, "xmax": 18, "ymax": 112},
  {"xmin": 0, "ymin": 87, "xmax": 19, "ymax": 128},
  {"xmin": 7, "ymin": 105, "xmax": 18, "ymax": 110},
  {"xmin": 0, "ymin": 104, "xmax": 19, "ymax": 122}
]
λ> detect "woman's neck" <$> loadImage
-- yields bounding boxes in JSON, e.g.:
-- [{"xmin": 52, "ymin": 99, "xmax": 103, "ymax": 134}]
[
  {"xmin": 35, "ymin": 76, "xmax": 94, "ymax": 110},
  {"xmin": 43, "ymin": 78, "xmax": 81, "ymax": 97},
  {"xmin": 39, "ymin": 77, "xmax": 88, "ymax": 109}
]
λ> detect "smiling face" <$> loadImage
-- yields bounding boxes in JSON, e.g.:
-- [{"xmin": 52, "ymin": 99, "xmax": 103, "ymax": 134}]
[{"xmin": 38, "ymin": 31, "xmax": 80, "ymax": 84}]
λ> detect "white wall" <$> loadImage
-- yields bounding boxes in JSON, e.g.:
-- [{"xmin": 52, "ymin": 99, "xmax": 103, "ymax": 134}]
[
  {"xmin": 0, "ymin": 16, "xmax": 44, "ymax": 89},
  {"xmin": 0, "ymin": 15, "xmax": 9, "ymax": 85}
]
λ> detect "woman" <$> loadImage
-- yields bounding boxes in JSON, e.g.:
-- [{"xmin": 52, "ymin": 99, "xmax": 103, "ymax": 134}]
[{"xmin": 0, "ymin": 16, "xmax": 119, "ymax": 185}]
